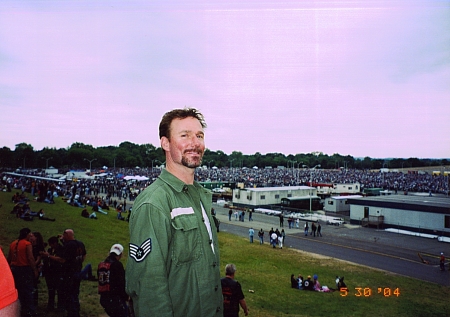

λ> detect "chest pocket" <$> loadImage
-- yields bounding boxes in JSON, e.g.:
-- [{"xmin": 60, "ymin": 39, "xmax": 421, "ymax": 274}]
[{"xmin": 171, "ymin": 215, "xmax": 201, "ymax": 265}]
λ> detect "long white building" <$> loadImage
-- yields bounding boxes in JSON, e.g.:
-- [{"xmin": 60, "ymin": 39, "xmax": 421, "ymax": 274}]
[{"xmin": 232, "ymin": 186, "xmax": 316, "ymax": 208}]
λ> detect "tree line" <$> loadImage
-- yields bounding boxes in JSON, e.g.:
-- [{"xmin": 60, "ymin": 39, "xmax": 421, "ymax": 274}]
[{"xmin": 0, "ymin": 142, "xmax": 447, "ymax": 171}]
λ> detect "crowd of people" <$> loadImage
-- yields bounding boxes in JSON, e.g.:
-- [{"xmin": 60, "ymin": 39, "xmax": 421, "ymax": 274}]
[
  {"xmin": 5, "ymin": 177, "xmax": 132, "ymax": 224},
  {"xmin": 3, "ymin": 225, "xmax": 129, "ymax": 317},
  {"xmin": 4, "ymin": 227, "xmax": 92, "ymax": 317},
  {"xmin": 2, "ymin": 163, "xmax": 449, "ymax": 201},
  {"xmin": 290, "ymin": 273, "xmax": 337, "ymax": 292}
]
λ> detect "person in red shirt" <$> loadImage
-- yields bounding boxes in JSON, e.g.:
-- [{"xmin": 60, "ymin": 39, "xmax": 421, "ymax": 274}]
[
  {"xmin": 0, "ymin": 246, "xmax": 20, "ymax": 316},
  {"xmin": 440, "ymin": 252, "xmax": 446, "ymax": 271},
  {"xmin": 7, "ymin": 228, "xmax": 38, "ymax": 317}
]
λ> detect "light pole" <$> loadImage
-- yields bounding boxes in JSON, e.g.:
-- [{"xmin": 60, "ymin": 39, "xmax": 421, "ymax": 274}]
[
  {"xmin": 152, "ymin": 159, "xmax": 163, "ymax": 170},
  {"xmin": 84, "ymin": 158, "xmax": 97, "ymax": 171},
  {"xmin": 43, "ymin": 157, "xmax": 53, "ymax": 169},
  {"xmin": 303, "ymin": 164, "xmax": 321, "ymax": 212},
  {"xmin": 206, "ymin": 160, "xmax": 214, "ymax": 169}
]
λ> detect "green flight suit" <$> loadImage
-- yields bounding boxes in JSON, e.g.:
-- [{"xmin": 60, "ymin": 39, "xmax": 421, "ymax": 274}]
[{"xmin": 126, "ymin": 169, "xmax": 223, "ymax": 317}]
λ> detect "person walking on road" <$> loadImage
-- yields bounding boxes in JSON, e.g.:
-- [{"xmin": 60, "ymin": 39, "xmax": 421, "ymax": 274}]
[
  {"xmin": 440, "ymin": 252, "xmax": 446, "ymax": 271},
  {"xmin": 258, "ymin": 229, "xmax": 264, "ymax": 245},
  {"xmin": 270, "ymin": 231, "xmax": 278, "ymax": 248},
  {"xmin": 317, "ymin": 222, "xmax": 322, "ymax": 237},
  {"xmin": 311, "ymin": 222, "xmax": 317, "ymax": 237},
  {"xmin": 278, "ymin": 229, "xmax": 284, "ymax": 249},
  {"xmin": 248, "ymin": 228, "xmax": 254, "ymax": 243}
]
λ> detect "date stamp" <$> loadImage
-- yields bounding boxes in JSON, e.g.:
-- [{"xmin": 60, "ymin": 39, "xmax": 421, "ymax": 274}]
[{"xmin": 340, "ymin": 287, "xmax": 401, "ymax": 297}]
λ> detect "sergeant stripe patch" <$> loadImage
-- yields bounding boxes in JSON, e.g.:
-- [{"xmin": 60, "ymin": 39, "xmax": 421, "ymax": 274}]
[{"xmin": 129, "ymin": 238, "xmax": 152, "ymax": 262}]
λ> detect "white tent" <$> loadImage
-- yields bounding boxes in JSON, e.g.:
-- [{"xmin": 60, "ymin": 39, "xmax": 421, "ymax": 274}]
[{"xmin": 124, "ymin": 175, "xmax": 149, "ymax": 181}]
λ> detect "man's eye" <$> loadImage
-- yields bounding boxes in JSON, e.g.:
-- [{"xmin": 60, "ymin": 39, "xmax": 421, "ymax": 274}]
[{"xmin": 197, "ymin": 135, "xmax": 204, "ymax": 139}]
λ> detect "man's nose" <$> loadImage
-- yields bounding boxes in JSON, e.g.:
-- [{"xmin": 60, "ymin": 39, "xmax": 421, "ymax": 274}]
[{"xmin": 190, "ymin": 135, "xmax": 201, "ymax": 146}]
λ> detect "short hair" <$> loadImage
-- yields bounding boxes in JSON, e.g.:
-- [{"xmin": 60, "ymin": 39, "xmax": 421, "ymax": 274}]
[
  {"xmin": 18, "ymin": 228, "xmax": 31, "ymax": 240},
  {"xmin": 48, "ymin": 236, "xmax": 59, "ymax": 245},
  {"xmin": 159, "ymin": 108, "xmax": 206, "ymax": 140},
  {"xmin": 225, "ymin": 263, "xmax": 237, "ymax": 276}
]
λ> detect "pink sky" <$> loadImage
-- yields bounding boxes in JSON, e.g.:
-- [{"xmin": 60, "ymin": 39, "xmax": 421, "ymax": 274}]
[{"xmin": 0, "ymin": 0, "xmax": 449, "ymax": 158}]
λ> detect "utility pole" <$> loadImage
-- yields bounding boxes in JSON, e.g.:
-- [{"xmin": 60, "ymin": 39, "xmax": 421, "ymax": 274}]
[{"xmin": 303, "ymin": 164, "xmax": 321, "ymax": 212}]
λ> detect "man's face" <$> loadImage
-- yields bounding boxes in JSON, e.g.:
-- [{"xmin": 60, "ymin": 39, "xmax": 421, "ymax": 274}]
[
  {"xmin": 163, "ymin": 117, "xmax": 205, "ymax": 169},
  {"xmin": 28, "ymin": 233, "xmax": 35, "ymax": 243}
]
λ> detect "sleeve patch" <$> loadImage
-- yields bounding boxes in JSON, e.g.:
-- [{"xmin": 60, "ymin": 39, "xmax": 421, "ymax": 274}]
[{"xmin": 129, "ymin": 238, "xmax": 152, "ymax": 262}]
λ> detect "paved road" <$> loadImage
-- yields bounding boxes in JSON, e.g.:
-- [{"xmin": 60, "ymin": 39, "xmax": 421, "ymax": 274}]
[{"xmin": 213, "ymin": 204, "xmax": 450, "ymax": 287}]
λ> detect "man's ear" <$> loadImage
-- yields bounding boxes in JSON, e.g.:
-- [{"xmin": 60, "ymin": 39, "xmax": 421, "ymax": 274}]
[{"xmin": 161, "ymin": 137, "xmax": 170, "ymax": 152}]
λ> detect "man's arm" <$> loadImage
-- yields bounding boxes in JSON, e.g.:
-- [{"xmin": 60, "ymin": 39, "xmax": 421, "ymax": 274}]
[
  {"xmin": 239, "ymin": 299, "xmax": 249, "ymax": 316},
  {"xmin": 126, "ymin": 201, "xmax": 174, "ymax": 317}
]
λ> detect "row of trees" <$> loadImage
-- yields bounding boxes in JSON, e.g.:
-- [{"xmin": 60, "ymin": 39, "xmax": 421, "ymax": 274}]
[{"xmin": 0, "ymin": 142, "xmax": 448, "ymax": 171}]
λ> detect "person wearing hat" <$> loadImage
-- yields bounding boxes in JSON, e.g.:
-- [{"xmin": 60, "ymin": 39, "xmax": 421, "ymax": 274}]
[
  {"xmin": 98, "ymin": 244, "xmax": 128, "ymax": 317},
  {"xmin": 313, "ymin": 274, "xmax": 322, "ymax": 291},
  {"xmin": 303, "ymin": 275, "xmax": 314, "ymax": 291}
]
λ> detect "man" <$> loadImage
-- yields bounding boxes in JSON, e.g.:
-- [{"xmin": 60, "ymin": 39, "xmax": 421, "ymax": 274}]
[
  {"xmin": 61, "ymin": 229, "xmax": 86, "ymax": 317},
  {"xmin": 221, "ymin": 264, "xmax": 249, "ymax": 317},
  {"xmin": 98, "ymin": 244, "xmax": 128, "ymax": 317},
  {"xmin": 126, "ymin": 108, "xmax": 223, "ymax": 317},
  {"xmin": 303, "ymin": 275, "xmax": 314, "ymax": 291},
  {"xmin": 41, "ymin": 236, "xmax": 66, "ymax": 312},
  {"xmin": 279, "ymin": 213, "xmax": 284, "ymax": 227},
  {"xmin": 249, "ymin": 227, "xmax": 254, "ymax": 243},
  {"xmin": 258, "ymin": 228, "xmax": 264, "ymax": 244},
  {"xmin": 7, "ymin": 228, "xmax": 38, "ymax": 317},
  {"xmin": 311, "ymin": 222, "xmax": 317, "ymax": 237},
  {"xmin": 270, "ymin": 230, "xmax": 278, "ymax": 248}
]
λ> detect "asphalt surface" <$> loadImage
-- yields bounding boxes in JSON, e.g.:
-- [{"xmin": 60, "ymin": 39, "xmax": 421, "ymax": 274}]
[{"xmin": 212, "ymin": 204, "xmax": 450, "ymax": 287}]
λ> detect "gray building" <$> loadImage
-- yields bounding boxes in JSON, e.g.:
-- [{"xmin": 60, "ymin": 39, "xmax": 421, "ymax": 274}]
[
  {"xmin": 324, "ymin": 195, "xmax": 363, "ymax": 213},
  {"xmin": 347, "ymin": 195, "xmax": 450, "ymax": 237}
]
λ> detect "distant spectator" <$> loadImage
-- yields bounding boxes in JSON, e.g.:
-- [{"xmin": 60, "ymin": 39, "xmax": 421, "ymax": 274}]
[
  {"xmin": 258, "ymin": 228, "xmax": 264, "ymax": 244},
  {"xmin": 38, "ymin": 209, "xmax": 56, "ymax": 222},
  {"xmin": 290, "ymin": 274, "xmax": 298, "ymax": 289},
  {"xmin": 248, "ymin": 228, "xmax": 254, "ymax": 243}
]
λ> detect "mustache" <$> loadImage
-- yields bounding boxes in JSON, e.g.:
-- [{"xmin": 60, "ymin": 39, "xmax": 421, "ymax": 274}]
[{"xmin": 183, "ymin": 148, "xmax": 203, "ymax": 155}]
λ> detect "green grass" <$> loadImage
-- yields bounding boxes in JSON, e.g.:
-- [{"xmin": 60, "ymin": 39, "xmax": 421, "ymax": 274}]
[{"xmin": 1, "ymin": 191, "xmax": 449, "ymax": 317}]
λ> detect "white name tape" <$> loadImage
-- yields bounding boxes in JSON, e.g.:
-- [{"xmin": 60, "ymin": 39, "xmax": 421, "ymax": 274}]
[{"xmin": 171, "ymin": 207, "xmax": 195, "ymax": 219}]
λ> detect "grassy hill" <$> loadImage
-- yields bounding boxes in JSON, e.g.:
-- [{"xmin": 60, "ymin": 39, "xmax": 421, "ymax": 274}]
[{"xmin": 1, "ymin": 191, "xmax": 449, "ymax": 317}]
